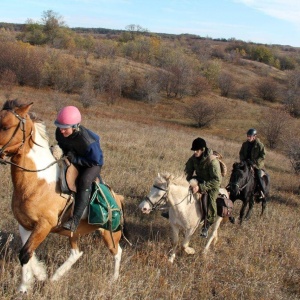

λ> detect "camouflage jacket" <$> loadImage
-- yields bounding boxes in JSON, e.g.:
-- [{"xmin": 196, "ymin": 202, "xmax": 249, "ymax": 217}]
[
  {"xmin": 239, "ymin": 138, "xmax": 265, "ymax": 169},
  {"xmin": 185, "ymin": 148, "xmax": 222, "ymax": 192}
]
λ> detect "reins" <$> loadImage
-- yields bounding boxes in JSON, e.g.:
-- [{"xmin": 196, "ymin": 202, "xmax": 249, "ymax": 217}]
[
  {"xmin": 227, "ymin": 164, "xmax": 254, "ymax": 194},
  {"xmin": 145, "ymin": 183, "xmax": 193, "ymax": 211},
  {"xmin": 0, "ymin": 156, "xmax": 65, "ymax": 172}
]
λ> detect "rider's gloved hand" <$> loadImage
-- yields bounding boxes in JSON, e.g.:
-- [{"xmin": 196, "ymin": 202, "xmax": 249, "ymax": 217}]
[{"xmin": 67, "ymin": 151, "xmax": 76, "ymax": 163}]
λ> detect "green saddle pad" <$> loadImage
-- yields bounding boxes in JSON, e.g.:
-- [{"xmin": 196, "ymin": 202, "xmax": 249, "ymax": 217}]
[{"xmin": 88, "ymin": 182, "xmax": 122, "ymax": 231}]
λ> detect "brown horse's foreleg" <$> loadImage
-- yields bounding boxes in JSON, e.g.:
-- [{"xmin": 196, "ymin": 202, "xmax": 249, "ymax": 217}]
[
  {"xmin": 18, "ymin": 225, "xmax": 48, "ymax": 293},
  {"xmin": 19, "ymin": 223, "xmax": 52, "ymax": 266}
]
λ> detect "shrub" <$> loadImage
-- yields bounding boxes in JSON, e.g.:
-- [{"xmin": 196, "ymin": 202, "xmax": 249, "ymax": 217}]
[
  {"xmin": 256, "ymin": 77, "xmax": 278, "ymax": 102},
  {"xmin": 184, "ymin": 98, "xmax": 225, "ymax": 128}
]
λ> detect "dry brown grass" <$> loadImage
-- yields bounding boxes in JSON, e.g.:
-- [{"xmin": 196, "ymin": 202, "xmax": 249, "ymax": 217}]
[{"xmin": 0, "ymin": 88, "xmax": 299, "ymax": 299}]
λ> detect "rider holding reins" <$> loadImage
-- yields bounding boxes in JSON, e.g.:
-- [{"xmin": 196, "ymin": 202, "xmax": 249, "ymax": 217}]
[
  {"xmin": 239, "ymin": 128, "xmax": 266, "ymax": 198},
  {"xmin": 185, "ymin": 137, "xmax": 222, "ymax": 238},
  {"xmin": 54, "ymin": 106, "xmax": 104, "ymax": 232}
]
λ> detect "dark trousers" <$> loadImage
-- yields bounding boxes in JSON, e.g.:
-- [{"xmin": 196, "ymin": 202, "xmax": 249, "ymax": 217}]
[{"xmin": 75, "ymin": 165, "xmax": 102, "ymax": 191}]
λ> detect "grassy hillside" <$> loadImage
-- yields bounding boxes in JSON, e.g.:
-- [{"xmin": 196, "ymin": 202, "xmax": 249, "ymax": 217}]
[
  {"xmin": 0, "ymin": 87, "xmax": 299, "ymax": 299},
  {"xmin": 0, "ymin": 20, "xmax": 300, "ymax": 299}
]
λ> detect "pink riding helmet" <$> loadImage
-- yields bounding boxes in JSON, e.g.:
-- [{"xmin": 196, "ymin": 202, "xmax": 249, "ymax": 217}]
[{"xmin": 54, "ymin": 106, "xmax": 82, "ymax": 128}]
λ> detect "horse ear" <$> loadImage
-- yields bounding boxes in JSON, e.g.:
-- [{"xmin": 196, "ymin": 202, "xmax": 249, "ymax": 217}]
[{"xmin": 15, "ymin": 102, "xmax": 33, "ymax": 116}]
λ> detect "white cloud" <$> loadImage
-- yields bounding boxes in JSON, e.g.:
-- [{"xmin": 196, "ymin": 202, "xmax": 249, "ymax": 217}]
[{"xmin": 234, "ymin": 0, "xmax": 300, "ymax": 27}]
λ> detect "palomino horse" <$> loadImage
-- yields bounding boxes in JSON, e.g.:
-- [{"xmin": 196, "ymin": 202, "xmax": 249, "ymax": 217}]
[
  {"xmin": 0, "ymin": 100, "xmax": 124, "ymax": 293},
  {"xmin": 139, "ymin": 172, "xmax": 230, "ymax": 263},
  {"xmin": 226, "ymin": 161, "xmax": 270, "ymax": 224}
]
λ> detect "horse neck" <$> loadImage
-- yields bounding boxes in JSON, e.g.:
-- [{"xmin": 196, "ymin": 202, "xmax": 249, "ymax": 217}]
[
  {"xmin": 11, "ymin": 124, "xmax": 58, "ymax": 186},
  {"xmin": 168, "ymin": 183, "xmax": 190, "ymax": 207}
]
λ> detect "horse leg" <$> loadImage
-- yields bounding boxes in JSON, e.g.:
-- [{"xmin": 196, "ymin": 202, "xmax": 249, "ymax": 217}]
[
  {"xmin": 261, "ymin": 197, "xmax": 267, "ymax": 216},
  {"xmin": 245, "ymin": 197, "xmax": 254, "ymax": 220},
  {"xmin": 51, "ymin": 234, "xmax": 83, "ymax": 281},
  {"xmin": 182, "ymin": 227, "xmax": 197, "ymax": 255},
  {"xmin": 203, "ymin": 216, "xmax": 222, "ymax": 255},
  {"xmin": 169, "ymin": 223, "xmax": 179, "ymax": 263},
  {"xmin": 239, "ymin": 202, "xmax": 248, "ymax": 224},
  {"xmin": 101, "ymin": 229, "xmax": 122, "ymax": 281},
  {"xmin": 18, "ymin": 225, "xmax": 47, "ymax": 293}
]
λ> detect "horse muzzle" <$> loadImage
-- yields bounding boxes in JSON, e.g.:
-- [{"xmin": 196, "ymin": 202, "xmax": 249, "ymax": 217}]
[{"xmin": 138, "ymin": 199, "xmax": 152, "ymax": 214}]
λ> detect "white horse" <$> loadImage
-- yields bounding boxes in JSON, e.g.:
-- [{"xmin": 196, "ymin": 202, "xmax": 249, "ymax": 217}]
[{"xmin": 139, "ymin": 172, "xmax": 229, "ymax": 263}]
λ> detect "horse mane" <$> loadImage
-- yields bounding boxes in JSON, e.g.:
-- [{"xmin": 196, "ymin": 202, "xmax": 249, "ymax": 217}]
[
  {"xmin": 156, "ymin": 172, "xmax": 188, "ymax": 187},
  {"xmin": 2, "ymin": 99, "xmax": 49, "ymax": 142},
  {"xmin": 34, "ymin": 122, "xmax": 49, "ymax": 142}
]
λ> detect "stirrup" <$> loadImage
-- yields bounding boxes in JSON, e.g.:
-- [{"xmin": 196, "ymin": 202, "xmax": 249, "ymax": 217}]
[{"xmin": 200, "ymin": 227, "xmax": 208, "ymax": 238}]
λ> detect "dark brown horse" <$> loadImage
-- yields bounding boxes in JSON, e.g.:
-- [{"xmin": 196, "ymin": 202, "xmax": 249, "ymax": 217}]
[
  {"xmin": 0, "ymin": 100, "xmax": 124, "ymax": 293},
  {"xmin": 226, "ymin": 161, "xmax": 270, "ymax": 223}
]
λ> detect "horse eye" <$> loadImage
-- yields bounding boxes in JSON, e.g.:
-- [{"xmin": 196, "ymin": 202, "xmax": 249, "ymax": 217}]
[{"xmin": 0, "ymin": 126, "xmax": 8, "ymax": 131}]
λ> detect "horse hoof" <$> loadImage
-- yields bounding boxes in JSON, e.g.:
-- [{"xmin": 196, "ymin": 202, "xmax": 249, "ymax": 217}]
[
  {"xmin": 184, "ymin": 247, "xmax": 195, "ymax": 255},
  {"xmin": 229, "ymin": 216, "xmax": 235, "ymax": 224},
  {"xmin": 168, "ymin": 254, "xmax": 175, "ymax": 263}
]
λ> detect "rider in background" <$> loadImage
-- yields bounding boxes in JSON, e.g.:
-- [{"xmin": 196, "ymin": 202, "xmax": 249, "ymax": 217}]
[
  {"xmin": 185, "ymin": 137, "xmax": 222, "ymax": 238},
  {"xmin": 54, "ymin": 106, "xmax": 103, "ymax": 232},
  {"xmin": 239, "ymin": 128, "xmax": 266, "ymax": 198}
]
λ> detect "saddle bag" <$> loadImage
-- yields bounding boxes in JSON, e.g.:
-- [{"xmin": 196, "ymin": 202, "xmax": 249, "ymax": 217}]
[
  {"xmin": 216, "ymin": 194, "xmax": 234, "ymax": 217},
  {"xmin": 88, "ymin": 182, "xmax": 122, "ymax": 232}
]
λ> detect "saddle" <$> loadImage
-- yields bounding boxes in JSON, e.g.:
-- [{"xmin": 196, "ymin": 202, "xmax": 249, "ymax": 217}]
[
  {"xmin": 59, "ymin": 158, "xmax": 79, "ymax": 194},
  {"xmin": 198, "ymin": 192, "xmax": 234, "ymax": 220}
]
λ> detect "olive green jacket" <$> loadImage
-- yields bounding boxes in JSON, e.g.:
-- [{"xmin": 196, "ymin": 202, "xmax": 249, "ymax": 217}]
[
  {"xmin": 185, "ymin": 148, "xmax": 222, "ymax": 193},
  {"xmin": 239, "ymin": 138, "xmax": 265, "ymax": 169}
]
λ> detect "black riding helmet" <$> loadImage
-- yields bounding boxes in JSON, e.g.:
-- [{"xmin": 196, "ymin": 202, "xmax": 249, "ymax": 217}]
[
  {"xmin": 247, "ymin": 128, "xmax": 257, "ymax": 136},
  {"xmin": 191, "ymin": 137, "xmax": 206, "ymax": 151}
]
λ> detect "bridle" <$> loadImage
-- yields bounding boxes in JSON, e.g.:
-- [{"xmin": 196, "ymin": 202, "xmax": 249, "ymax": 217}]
[
  {"xmin": 0, "ymin": 109, "xmax": 30, "ymax": 157},
  {"xmin": 144, "ymin": 184, "xmax": 169, "ymax": 211},
  {"xmin": 226, "ymin": 165, "xmax": 254, "ymax": 195},
  {"xmin": 144, "ymin": 183, "xmax": 193, "ymax": 211},
  {"xmin": 0, "ymin": 109, "xmax": 63, "ymax": 172}
]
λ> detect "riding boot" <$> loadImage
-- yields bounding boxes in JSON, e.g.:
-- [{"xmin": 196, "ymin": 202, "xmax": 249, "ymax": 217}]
[
  {"xmin": 63, "ymin": 188, "xmax": 91, "ymax": 232},
  {"xmin": 200, "ymin": 193, "xmax": 209, "ymax": 238},
  {"xmin": 255, "ymin": 169, "xmax": 265, "ymax": 198}
]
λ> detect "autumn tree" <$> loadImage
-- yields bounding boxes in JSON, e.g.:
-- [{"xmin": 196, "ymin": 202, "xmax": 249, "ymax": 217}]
[
  {"xmin": 184, "ymin": 98, "xmax": 225, "ymax": 128},
  {"xmin": 256, "ymin": 77, "xmax": 278, "ymax": 102},
  {"xmin": 218, "ymin": 72, "xmax": 234, "ymax": 97},
  {"xmin": 258, "ymin": 108, "xmax": 292, "ymax": 149}
]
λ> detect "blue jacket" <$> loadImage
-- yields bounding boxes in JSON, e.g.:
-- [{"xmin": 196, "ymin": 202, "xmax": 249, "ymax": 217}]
[{"xmin": 55, "ymin": 125, "xmax": 103, "ymax": 167}]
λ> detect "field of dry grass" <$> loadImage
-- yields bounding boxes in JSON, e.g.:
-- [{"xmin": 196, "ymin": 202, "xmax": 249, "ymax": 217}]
[{"xmin": 0, "ymin": 87, "xmax": 299, "ymax": 299}]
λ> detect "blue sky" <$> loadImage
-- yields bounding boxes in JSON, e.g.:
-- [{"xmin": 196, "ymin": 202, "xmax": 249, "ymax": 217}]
[{"xmin": 1, "ymin": 0, "xmax": 300, "ymax": 47}]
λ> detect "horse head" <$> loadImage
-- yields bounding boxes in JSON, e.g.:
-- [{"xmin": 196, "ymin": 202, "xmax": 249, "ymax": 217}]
[
  {"xmin": 138, "ymin": 172, "xmax": 170, "ymax": 214},
  {"xmin": 227, "ymin": 161, "xmax": 251, "ymax": 197},
  {"xmin": 0, "ymin": 100, "xmax": 34, "ymax": 158}
]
